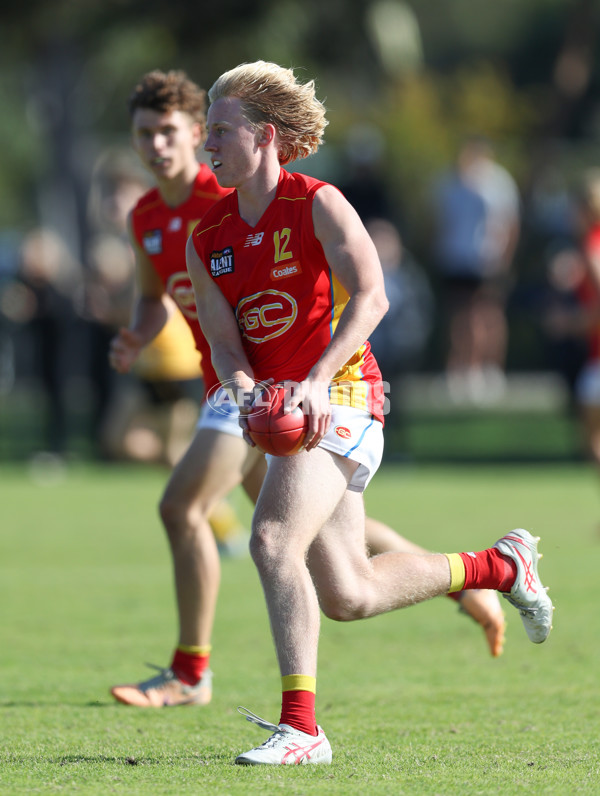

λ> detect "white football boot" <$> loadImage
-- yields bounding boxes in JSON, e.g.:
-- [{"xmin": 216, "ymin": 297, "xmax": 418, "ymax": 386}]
[
  {"xmin": 493, "ymin": 528, "xmax": 554, "ymax": 643},
  {"xmin": 234, "ymin": 707, "xmax": 332, "ymax": 765}
]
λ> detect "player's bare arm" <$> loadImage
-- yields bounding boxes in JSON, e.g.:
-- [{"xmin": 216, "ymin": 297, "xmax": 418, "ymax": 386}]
[
  {"xmin": 292, "ymin": 185, "xmax": 389, "ymax": 449},
  {"xmin": 312, "ymin": 185, "xmax": 389, "ymax": 366},
  {"xmin": 127, "ymin": 211, "xmax": 173, "ymax": 339},
  {"xmin": 109, "ymin": 212, "xmax": 175, "ymax": 373}
]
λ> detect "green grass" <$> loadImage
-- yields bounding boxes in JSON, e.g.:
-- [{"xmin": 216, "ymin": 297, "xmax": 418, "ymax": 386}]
[
  {"xmin": 1, "ymin": 461, "xmax": 599, "ymax": 794},
  {"xmin": 389, "ymin": 410, "xmax": 583, "ymax": 463}
]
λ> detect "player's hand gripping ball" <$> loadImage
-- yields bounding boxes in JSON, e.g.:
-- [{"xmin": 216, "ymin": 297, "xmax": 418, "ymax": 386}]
[{"xmin": 246, "ymin": 383, "xmax": 308, "ymax": 456}]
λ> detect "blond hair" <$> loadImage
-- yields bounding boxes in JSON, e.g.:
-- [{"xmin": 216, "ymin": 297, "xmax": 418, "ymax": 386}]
[{"xmin": 208, "ymin": 61, "xmax": 328, "ymax": 165}]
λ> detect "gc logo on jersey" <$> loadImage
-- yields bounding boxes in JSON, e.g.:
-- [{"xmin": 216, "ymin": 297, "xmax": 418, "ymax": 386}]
[
  {"xmin": 210, "ymin": 247, "xmax": 234, "ymax": 277},
  {"xmin": 143, "ymin": 229, "xmax": 162, "ymax": 255},
  {"xmin": 236, "ymin": 290, "xmax": 297, "ymax": 343},
  {"xmin": 166, "ymin": 272, "xmax": 197, "ymax": 320}
]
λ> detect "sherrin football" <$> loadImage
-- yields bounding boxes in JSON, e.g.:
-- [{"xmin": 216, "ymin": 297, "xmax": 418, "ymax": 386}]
[{"xmin": 246, "ymin": 383, "xmax": 308, "ymax": 456}]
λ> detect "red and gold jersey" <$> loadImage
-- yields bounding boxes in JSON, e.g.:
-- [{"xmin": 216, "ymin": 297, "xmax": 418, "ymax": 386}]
[
  {"xmin": 191, "ymin": 169, "xmax": 385, "ymax": 423},
  {"xmin": 131, "ymin": 164, "xmax": 231, "ymax": 393}
]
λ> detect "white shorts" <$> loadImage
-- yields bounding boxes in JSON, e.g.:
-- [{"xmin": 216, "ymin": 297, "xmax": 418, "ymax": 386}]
[
  {"xmin": 196, "ymin": 386, "xmax": 244, "ymax": 437},
  {"xmin": 576, "ymin": 361, "xmax": 600, "ymax": 407},
  {"xmin": 266, "ymin": 405, "xmax": 384, "ymax": 493},
  {"xmin": 199, "ymin": 388, "xmax": 383, "ymax": 491}
]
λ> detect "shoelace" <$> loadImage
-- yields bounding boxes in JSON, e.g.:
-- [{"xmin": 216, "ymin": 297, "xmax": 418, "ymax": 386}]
[
  {"xmin": 137, "ymin": 664, "xmax": 212, "ymax": 694},
  {"xmin": 259, "ymin": 731, "xmax": 289, "ymax": 750},
  {"xmin": 237, "ymin": 705, "xmax": 280, "ymax": 734},
  {"xmin": 502, "ymin": 594, "xmax": 537, "ymax": 615},
  {"xmin": 139, "ymin": 664, "xmax": 175, "ymax": 692}
]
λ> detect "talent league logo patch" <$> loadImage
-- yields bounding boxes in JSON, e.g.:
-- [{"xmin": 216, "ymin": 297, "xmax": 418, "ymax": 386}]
[
  {"xmin": 210, "ymin": 247, "xmax": 234, "ymax": 277},
  {"xmin": 334, "ymin": 426, "xmax": 351, "ymax": 440},
  {"xmin": 143, "ymin": 229, "xmax": 162, "ymax": 255}
]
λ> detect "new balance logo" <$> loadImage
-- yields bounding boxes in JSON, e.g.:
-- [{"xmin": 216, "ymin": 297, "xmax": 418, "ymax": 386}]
[{"xmin": 244, "ymin": 232, "xmax": 264, "ymax": 247}]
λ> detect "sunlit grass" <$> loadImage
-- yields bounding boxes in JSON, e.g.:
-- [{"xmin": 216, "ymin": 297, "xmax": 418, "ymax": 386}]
[{"xmin": 0, "ymin": 462, "xmax": 598, "ymax": 794}]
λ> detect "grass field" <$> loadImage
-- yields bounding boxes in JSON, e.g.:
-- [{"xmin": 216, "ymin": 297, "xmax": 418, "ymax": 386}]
[{"xmin": 1, "ymin": 460, "xmax": 599, "ymax": 794}]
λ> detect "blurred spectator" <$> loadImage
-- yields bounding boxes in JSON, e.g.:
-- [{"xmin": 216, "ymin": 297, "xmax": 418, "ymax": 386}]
[
  {"xmin": 546, "ymin": 169, "xmax": 600, "ymax": 468},
  {"xmin": 522, "ymin": 140, "xmax": 574, "ymax": 246},
  {"xmin": 431, "ymin": 136, "xmax": 521, "ymax": 404},
  {"xmin": 1, "ymin": 227, "xmax": 81, "ymax": 460},
  {"xmin": 0, "ymin": 235, "xmax": 20, "ymax": 400},
  {"xmin": 366, "ymin": 217, "xmax": 433, "ymax": 385},
  {"xmin": 81, "ymin": 153, "xmax": 147, "ymax": 457},
  {"xmin": 338, "ymin": 124, "xmax": 396, "ymax": 223},
  {"xmin": 540, "ymin": 243, "xmax": 588, "ymax": 408}
]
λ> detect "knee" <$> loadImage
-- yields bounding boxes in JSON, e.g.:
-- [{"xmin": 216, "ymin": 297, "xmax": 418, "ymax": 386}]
[
  {"xmin": 318, "ymin": 590, "xmax": 370, "ymax": 622},
  {"xmin": 249, "ymin": 520, "xmax": 287, "ymax": 573},
  {"xmin": 159, "ymin": 491, "xmax": 182, "ymax": 530},
  {"xmin": 158, "ymin": 491, "xmax": 202, "ymax": 545}
]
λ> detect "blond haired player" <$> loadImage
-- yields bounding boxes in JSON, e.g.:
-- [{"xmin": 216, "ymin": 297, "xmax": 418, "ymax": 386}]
[
  {"xmin": 187, "ymin": 60, "xmax": 553, "ymax": 764},
  {"xmin": 109, "ymin": 68, "xmax": 507, "ymax": 710}
]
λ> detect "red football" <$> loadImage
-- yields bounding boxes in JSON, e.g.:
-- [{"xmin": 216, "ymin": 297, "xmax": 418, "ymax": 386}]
[{"xmin": 246, "ymin": 383, "xmax": 308, "ymax": 456}]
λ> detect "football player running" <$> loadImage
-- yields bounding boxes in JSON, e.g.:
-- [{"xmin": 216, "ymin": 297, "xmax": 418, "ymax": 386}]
[
  {"xmin": 187, "ymin": 60, "xmax": 552, "ymax": 764},
  {"xmin": 109, "ymin": 68, "xmax": 507, "ymax": 711}
]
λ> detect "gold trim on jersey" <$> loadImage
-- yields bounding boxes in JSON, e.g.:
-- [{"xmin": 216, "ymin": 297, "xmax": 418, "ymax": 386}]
[
  {"xmin": 195, "ymin": 213, "xmax": 233, "ymax": 237},
  {"xmin": 133, "ymin": 198, "xmax": 163, "ymax": 216}
]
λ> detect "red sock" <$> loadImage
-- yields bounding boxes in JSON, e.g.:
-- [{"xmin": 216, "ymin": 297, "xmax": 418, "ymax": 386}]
[
  {"xmin": 170, "ymin": 647, "xmax": 210, "ymax": 686},
  {"xmin": 280, "ymin": 690, "xmax": 317, "ymax": 736},
  {"xmin": 459, "ymin": 549, "xmax": 517, "ymax": 592}
]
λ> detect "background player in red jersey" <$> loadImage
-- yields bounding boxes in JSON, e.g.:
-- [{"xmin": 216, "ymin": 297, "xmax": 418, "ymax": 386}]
[
  {"xmin": 109, "ymin": 70, "xmax": 265, "ymax": 706},
  {"xmin": 109, "ymin": 69, "xmax": 506, "ymax": 709},
  {"xmin": 187, "ymin": 60, "xmax": 552, "ymax": 764}
]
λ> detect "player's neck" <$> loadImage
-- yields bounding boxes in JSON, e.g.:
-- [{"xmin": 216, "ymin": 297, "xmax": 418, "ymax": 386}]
[
  {"xmin": 158, "ymin": 163, "xmax": 200, "ymax": 208},
  {"xmin": 236, "ymin": 164, "xmax": 280, "ymax": 228}
]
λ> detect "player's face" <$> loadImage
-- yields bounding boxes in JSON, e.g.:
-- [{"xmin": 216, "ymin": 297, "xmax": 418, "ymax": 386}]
[
  {"xmin": 204, "ymin": 97, "xmax": 261, "ymax": 189},
  {"xmin": 131, "ymin": 109, "xmax": 201, "ymax": 181}
]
